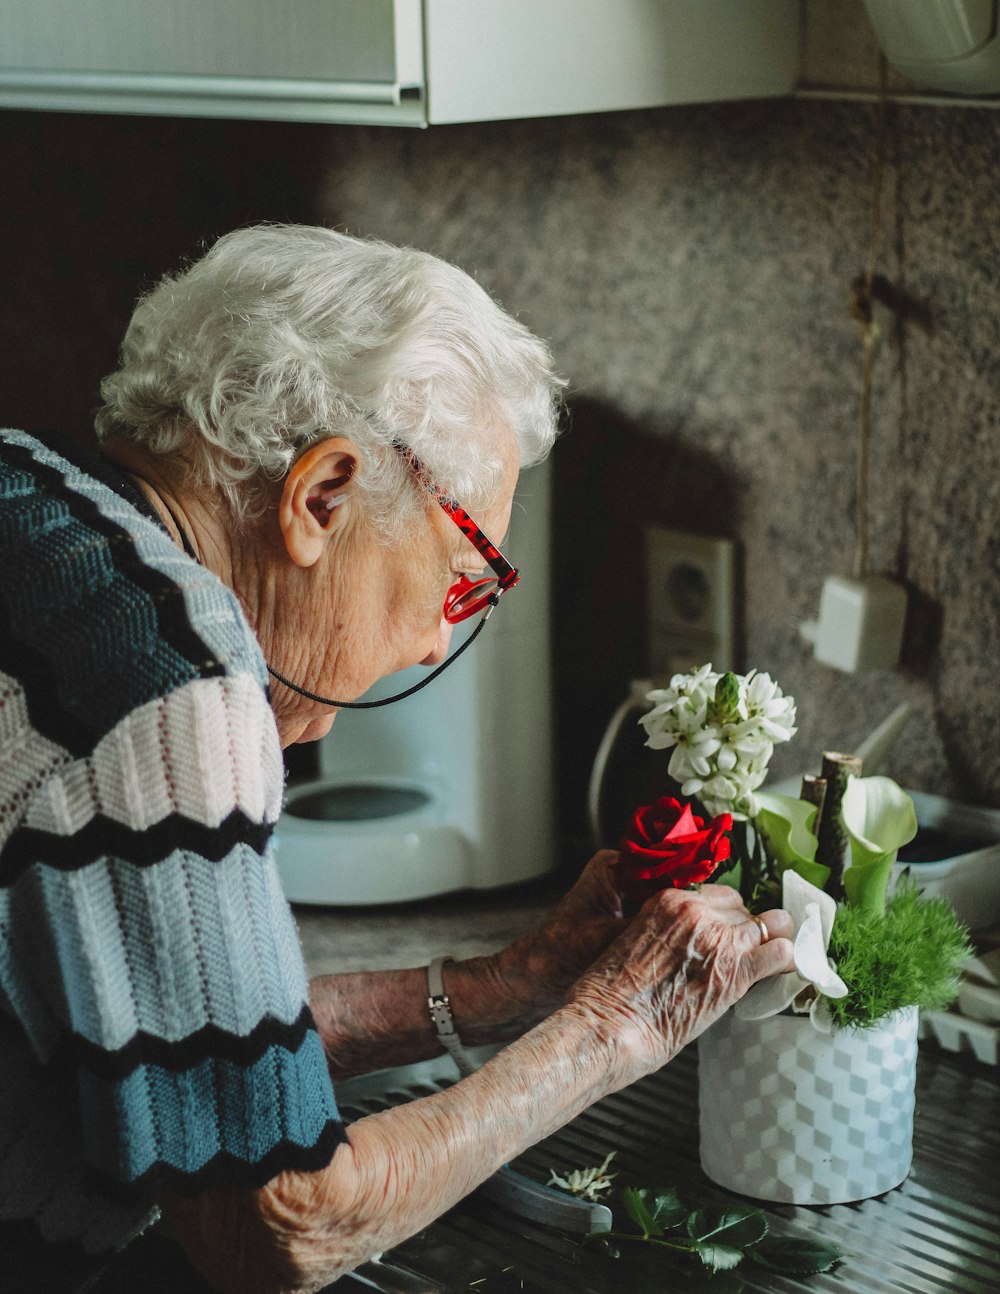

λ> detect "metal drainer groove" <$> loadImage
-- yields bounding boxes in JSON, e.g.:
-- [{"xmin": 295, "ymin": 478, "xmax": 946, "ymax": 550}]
[{"xmin": 330, "ymin": 1041, "xmax": 1000, "ymax": 1293}]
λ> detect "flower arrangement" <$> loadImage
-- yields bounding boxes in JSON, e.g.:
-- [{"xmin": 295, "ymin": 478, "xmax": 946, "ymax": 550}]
[{"xmin": 616, "ymin": 663, "xmax": 971, "ymax": 1030}]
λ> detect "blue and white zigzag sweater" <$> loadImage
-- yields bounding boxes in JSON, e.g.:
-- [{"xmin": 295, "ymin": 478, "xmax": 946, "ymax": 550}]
[{"xmin": 0, "ymin": 429, "xmax": 345, "ymax": 1260}]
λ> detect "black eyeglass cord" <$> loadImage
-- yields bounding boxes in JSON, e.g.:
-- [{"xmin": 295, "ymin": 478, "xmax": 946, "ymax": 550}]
[
  {"xmin": 266, "ymin": 597, "xmax": 498, "ymax": 709},
  {"xmin": 155, "ymin": 490, "xmax": 498, "ymax": 711}
]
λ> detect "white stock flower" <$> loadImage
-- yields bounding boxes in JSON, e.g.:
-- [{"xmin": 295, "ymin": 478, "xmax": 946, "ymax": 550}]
[
  {"xmin": 667, "ymin": 724, "xmax": 722, "ymax": 783},
  {"xmin": 640, "ymin": 664, "xmax": 796, "ymax": 820},
  {"xmin": 641, "ymin": 666, "xmax": 715, "ymax": 746},
  {"xmin": 745, "ymin": 670, "xmax": 797, "ymax": 734},
  {"xmin": 547, "ymin": 1151, "xmax": 617, "ymax": 1202},
  {"xmin": 735, "ymin": 871, "xmax": 848, "ymax": 1032}
]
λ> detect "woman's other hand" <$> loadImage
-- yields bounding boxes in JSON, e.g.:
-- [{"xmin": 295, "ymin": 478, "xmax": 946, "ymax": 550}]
[{"xmin": 495, "ymin": 851, "xmax": 629, "ymax": 1019}]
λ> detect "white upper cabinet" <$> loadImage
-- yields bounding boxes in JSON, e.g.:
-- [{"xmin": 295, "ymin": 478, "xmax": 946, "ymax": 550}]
[
  {"xmin": 0, "ymin": 0, "xmax": 799, "ymax": 126},
  {"xmin": 0, "ymin": 0, "xmax": 427, "ymax": 125},
  {"xmin": 424, "ymin": 0, "xmax": 799, "ymax": 124}
]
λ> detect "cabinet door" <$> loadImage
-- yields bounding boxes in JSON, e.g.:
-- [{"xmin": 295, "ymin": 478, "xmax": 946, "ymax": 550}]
[
  {"xmin": 0, "ymin": 0, "xmax": 799, "ymax": 126},
  {"xmin": 0, "ymin": 0, "xmax": 426, "ymax": 125},
  {"xmin": 425, "ymin": 0, "xmax": 799, "ymax": 124}
]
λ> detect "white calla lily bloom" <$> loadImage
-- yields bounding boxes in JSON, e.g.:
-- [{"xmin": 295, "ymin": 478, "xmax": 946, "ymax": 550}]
[{"xmin": 735, "ymin": 871, "xmax": 848, "ymax": 1032}]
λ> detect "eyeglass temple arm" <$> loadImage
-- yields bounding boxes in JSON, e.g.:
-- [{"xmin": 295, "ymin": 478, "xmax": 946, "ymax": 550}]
[
  {"xmin": 438, "ymin": 498, "xmax": 519, "ymax": 589},
  {"xmin": 396, "ymin": 444, "xmax": 518, "ymax": 590}
]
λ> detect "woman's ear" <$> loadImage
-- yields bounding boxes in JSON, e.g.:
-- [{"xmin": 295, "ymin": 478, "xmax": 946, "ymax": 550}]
[{"xmin": 278, "ymin": 438, "xmax": 361, "ymax": 567}]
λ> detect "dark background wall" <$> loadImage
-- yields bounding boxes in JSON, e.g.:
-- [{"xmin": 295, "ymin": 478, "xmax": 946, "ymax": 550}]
[{"xmin": 2, "ymin": 98, "xmax": 997, "ymax": 865}]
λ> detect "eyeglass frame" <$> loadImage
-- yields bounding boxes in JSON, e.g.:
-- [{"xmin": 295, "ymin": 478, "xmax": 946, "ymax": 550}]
[{"xmin": 394, "ymin": 443, "xmax": 520, "ymax": 623}]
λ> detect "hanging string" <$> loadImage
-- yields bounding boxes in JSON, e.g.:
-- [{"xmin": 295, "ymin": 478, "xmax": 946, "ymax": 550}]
[{"xmin": 849, "ymin": 54, "xmax": 889, "ymax": 581}]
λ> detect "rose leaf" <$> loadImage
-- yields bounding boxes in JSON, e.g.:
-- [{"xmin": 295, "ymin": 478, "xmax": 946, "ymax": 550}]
[
  {"xmin": 747, "ymin": 1235, "xmax": 843, "ymax": 1274},
  {"xmin": 622, "ymin": 1186, "xmax": 686, "ymax": 1237},
  {"xmin": 686, "ymin": 1206, "xmax": 767, "ymax": 1249},
  {"xmin": 690, "ymin": 1240, "xmax": 745, "ymax": 1273}
]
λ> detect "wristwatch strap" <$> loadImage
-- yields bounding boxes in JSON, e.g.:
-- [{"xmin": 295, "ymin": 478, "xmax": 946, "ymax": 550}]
[{"xmin": 427, "ymin": 955, "xmax": 476, "ymax": 1077}]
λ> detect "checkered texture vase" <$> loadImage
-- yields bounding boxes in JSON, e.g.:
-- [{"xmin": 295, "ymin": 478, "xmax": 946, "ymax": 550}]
[{"xmin": 698, "ymin": 1006, "xmax": 918, "ymax": 1205}]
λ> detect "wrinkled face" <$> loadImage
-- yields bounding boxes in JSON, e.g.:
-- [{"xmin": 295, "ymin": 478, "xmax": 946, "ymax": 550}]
[{"xmin": 287, "ymin": 441, "xmax": 520, "ymax": 745}]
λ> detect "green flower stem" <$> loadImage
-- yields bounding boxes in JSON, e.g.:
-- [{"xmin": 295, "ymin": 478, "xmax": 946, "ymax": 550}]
[
  {"xmin": 598, "ymin": 1231, "xmax": 700, "ymax": 1255},
  {"xmin": 732, "ymin": 820, "xmax": 755, "ymax": 890},
  {"xmin": 732, "ymin": 819, "xmax": 779, "ymax": 910}
]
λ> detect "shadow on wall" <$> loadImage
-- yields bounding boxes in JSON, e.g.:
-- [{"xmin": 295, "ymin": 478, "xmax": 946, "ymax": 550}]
[{"xmin": 550, "ymin": 396, "xmax": 743, "ymax": 869}]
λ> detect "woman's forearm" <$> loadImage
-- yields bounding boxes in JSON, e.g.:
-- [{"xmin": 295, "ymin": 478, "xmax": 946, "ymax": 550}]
[
  {"xmin": 306, "ymin": 853, "xmax": 632, "ymax": 1080},
  {"xmin": 162, "ymin": 886, "xmax": 795, "ymax": 1294},
  {"xmin": 308, "ymin": 950, "xmax": 543, "ymax": 1079},
  {"xmin": 162, "ymin": 1001, "xmax": 635, "ymax": 1294},
  {"xmin": 296, "ymin": 1003, "xmax": 634, "ymax": 1285}
]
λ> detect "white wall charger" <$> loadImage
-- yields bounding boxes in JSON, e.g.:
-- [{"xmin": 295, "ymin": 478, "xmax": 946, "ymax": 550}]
[{"xmin": 800, "ymin": 573, "xmax": 908, "ymax": 673}]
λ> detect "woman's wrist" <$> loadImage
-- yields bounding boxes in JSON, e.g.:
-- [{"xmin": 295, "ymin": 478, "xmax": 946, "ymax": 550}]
[
  {"xmin": 308, "ymin": 953, "xmax": 545, "ymax": 1080},
  {"xmin": 437, "ymin": 948, "xmax": 544, "ymax": 1046}
]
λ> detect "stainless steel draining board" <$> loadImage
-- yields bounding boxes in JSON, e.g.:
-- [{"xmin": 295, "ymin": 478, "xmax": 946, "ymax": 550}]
[{"xmin": 328, "ymin": 1040, "xmax": 1000, "ymax": 1293}]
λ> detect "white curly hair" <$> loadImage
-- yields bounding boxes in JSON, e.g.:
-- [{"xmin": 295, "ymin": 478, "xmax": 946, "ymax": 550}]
[{"xmin": 95, "ymin": 224, "xmax": 564, "ymax": 535}]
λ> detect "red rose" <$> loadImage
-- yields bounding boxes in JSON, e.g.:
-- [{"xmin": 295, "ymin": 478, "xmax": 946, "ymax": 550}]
[{"xmin": 615, "ymin": 796, "xmax": 733, "ymax": 901}]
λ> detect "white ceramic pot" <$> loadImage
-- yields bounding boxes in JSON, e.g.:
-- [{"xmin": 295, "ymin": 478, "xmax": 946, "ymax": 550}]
[{"xmin": 698, "ymin": 1006, "xmax": 918, "ymax": 1205}]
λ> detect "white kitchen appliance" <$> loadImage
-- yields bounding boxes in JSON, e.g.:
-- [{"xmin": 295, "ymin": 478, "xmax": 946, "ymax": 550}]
[{"xmin": 274, "ymin": 460, "xmax": 555, "ymax": 905}]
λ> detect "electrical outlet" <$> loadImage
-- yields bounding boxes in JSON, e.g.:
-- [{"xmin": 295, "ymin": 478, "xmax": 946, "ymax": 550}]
[{"xmin": 645, "ymin": 526, "xmax": 737, "ymax": 678}]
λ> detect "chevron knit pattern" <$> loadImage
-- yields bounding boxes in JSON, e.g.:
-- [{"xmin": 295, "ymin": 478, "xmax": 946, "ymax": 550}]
[{"xmin": 0, "ymin": 430, "xmax": 345, "ymax": 1262}]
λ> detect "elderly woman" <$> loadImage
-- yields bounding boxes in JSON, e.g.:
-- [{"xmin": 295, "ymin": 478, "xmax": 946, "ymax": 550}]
[{"xmin": 0, "ymin": 225, "xmax": 793, "ymax": 1294}]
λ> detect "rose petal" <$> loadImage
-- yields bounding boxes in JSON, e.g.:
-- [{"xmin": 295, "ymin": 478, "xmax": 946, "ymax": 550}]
[
  {"xmin": 665, "ymin": 803, "xmax": 701, "ymax": 840},
  {"xmin": 617, "ymin": 797, "xmax": 733, "ymax": 896}
]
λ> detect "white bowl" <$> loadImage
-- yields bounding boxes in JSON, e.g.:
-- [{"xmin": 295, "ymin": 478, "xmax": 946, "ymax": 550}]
[{"xmin": 891, "ymin": 789, "xmax": 1000, "ymax": 932}]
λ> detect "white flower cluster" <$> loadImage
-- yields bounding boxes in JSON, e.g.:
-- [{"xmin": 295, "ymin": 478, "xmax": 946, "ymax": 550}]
[
  {"xmin": 547, "ymin": 1151, "xmax": 617, "ymax": 1202},
  {"xmin": 639, "ymin": 663, "xmax": 797, "ymax": 820}
]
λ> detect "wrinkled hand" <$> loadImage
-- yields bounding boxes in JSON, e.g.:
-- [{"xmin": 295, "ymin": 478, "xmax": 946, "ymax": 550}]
[
  {"xmin": 566, "ymin": 884, "xmax": 795, "ymax": 1080},
  {"xmin": 497, "ymin": 852, "xmax": 629, "ymax": 1018}
]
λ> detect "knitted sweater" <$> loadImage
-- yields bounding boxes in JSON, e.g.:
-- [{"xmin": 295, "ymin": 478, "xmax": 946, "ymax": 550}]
[{"xmin": 0, "ymin": 430, "xmax": 345, "ymax": 1279}]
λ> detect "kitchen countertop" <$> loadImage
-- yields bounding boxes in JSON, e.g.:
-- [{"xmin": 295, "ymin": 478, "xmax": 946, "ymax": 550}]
[
  {"xmin": 327, "ymin": 1040, "xmax": 1000, "ymax": 1294},
  {"xmin": 296, "ymin": 884, "xmax": 1000, "ymax": 1294},
  {"xmin": 294, "ymin": 876, "xmax": 564, "ymax": 977}
]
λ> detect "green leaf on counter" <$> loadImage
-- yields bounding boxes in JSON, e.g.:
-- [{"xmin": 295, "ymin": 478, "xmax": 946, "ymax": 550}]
[
  {"xmin": 622, "ymin": 1186, "xmax": 686, "ymax": 1238},
  {"xmin": 588, "ymin": 1184, "xmax": 843, "ymax": 1283},
  {"xmin": 691, "ymin": 1240, "xmax": 745, "ymax": 1273},
  {"xmin": 747, "ymin": 1235, "xmax": 843, "ymax": 1274},
  {"xmin": 686, "ymin": 1206, "xmax": 768, "ymax": 1249}
]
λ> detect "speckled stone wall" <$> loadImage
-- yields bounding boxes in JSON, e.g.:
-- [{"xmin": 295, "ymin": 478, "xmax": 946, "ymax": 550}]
[
  {"xmin": 2, "ymin": 99, "xmax": 998, "ymax": 853},
  {"xmin": 310, "ymin": 99, "xmax": 1000, "ymax": 839}
]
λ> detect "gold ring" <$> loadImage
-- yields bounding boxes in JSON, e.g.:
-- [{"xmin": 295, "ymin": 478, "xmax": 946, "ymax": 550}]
[{"xmin": 753, "ymin": 915, "xmax": 770, "ymax": 945}]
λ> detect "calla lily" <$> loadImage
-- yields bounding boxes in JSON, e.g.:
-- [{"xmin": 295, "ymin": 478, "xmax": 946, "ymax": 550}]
[
  {"xmin": 841, "ymin": 775, "xmax": 918, "ymax": 915},
  {"xmin": 753, "ymin": 792, "xmax": 830, "ymax": 891},
  {"xmin": 735, "ymin": 871, "xmax": 848, "ymax": 1030}
]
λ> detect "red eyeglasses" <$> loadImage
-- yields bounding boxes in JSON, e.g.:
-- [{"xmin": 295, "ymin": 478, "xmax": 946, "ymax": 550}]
[{"xmin": 395, "ymin": 445, "xmax": 520, "ymax": 623}]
